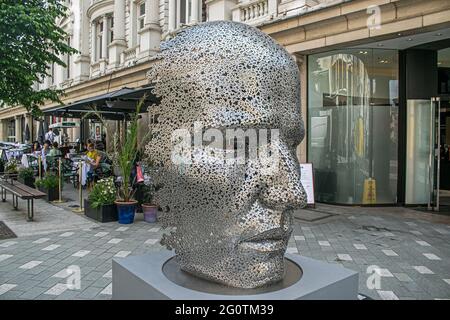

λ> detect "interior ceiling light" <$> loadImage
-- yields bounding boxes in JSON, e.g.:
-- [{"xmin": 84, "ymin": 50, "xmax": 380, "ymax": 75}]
[{"xmin": 436, "ymin": 33, "xmax": 443, "ymax": 36}]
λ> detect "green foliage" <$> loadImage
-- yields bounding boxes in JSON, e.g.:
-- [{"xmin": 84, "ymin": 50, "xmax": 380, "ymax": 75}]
[
  {"xmin": 88, "ymin": 177, "xmax": 116, "ymax": 209},
  {"xmin": 5, "ymin": 159, "xmax": 19, "ymax": 174},
  {"xmin": 140, "ymin": 183, "xmax": 162, "ymax": 205},
  {"xmin": 82, "ymin": 96, "xmax": 151, "ymax": 202},
  {"xmin": 105, "ymin": 97, "xmax": 151, "ymax": 202},
  {"xmin": 0, "ymin": 0, "xmax": 78, "ymax": 116},
  {"xmin": 35, "ymin": 172, "xmax": 59, "ymax": 190},
  {"xmin": 18, "ymin": 166, "xmax": 34, "ymax": 180},
  {"xmin": 113, "ymin": 99, "xmax": 145, "ymax": 202}
]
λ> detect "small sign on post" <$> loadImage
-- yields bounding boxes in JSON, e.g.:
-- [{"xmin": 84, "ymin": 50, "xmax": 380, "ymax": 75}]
[{"xmin": 300, "ymin": 163, "xmax": 315, "ymax": 208}]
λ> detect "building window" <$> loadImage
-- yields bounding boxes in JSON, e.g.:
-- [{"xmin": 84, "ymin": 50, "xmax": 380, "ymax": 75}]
[
  {"xmin": 109, "ymin": 16, "xmax": 114, "ymax": 42},
  {"xmin": 138, "ymin": 2, "xmax": 145, "ymax": 30},
  {"xmin": 94, "ymin": 16, "xmax": 113, "ymax": 60},
  {"xmin": 7, "ymin": 120, "xmax": 15, "ymax": 142},
  {"xmin": 307, "ymin": 49, "xmax": 399, "ymax": 205},
  {"xmin": 176, "ymin": 0, "xmax": 192, "ymax": 27},
  {"xmin": 96, "ymin": 19, "xmax": 103, "ymax": 60}
]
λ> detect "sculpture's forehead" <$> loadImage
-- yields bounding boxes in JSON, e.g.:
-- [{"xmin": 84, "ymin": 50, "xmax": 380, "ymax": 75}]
[
  {"xmin": 159, "ymin": 22, "xmax": 295, "ymax": 72},
  {"xmin": 149, "ymin": 21, "xmax": 303, "ymax": 142}
]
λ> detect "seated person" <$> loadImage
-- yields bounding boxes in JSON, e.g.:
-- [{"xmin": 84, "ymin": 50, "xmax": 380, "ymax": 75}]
[
  {"xmin": 41, "ymin": 140, "xmax": 51, "ymax": 158},
  {"xmin": 86, "ymin": 143, "xmax": 101, "ymax": 168},
  {"xmin": 85, "ymin": 143, "xmax": 102, "ymax": 185},
  {"xmin": 32, "ymin": 141, "xmax": 41, "ymax": 153},
  {"xmin": 48, "ymin": 141, "xmax": 62, "ymax": 157},
  {"xmin": 84, "ymin": 139, "xmax": 93, "ymax": 152}
]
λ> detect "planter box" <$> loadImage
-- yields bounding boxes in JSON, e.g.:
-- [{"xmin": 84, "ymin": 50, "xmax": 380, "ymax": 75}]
[
  {"xmin": 84, "ymin": 199, "xmax": 117, "ymax": 223},
  {"xmin": 38, "ymin": 186, "xmax": 59, "ymax": 202},
  {"xmin": 18, "ymin": 176, "xmax": 35, "ymax": 188}
]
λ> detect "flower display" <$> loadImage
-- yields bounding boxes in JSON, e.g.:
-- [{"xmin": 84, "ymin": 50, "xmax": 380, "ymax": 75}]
[{"xmin": 88, "ymin": 177, "xmax": 116, "ymax": 209}]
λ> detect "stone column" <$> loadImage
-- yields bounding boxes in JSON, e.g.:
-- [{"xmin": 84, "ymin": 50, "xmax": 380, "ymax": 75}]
[
  {"xmin": 207, "ymin": 0, "xmax": 238, "ymax": 21},
  {"xmin": 56, "ymin": 52, "xmax": 65, "ymax": 86},
  {"xmin": 91, "ymin": 22, "xmax": 97, "ymax": 62},
  {"xmin": 24, "ymin": 114, "xmax": 33, "ymax": 143},
  {"xmin": 73, "ymin": 0, "xmax": 90, "ymax": 83},
  {"xmin": 102, "ymin": 15, "xmax": 108, "ymax": 59},
  {"xmin": 168, "ymin": 0, "xmax": 176, "ymax": 32},
  {"xmin": 268, "ymin": 0, "xmax": 278, "ymax": 17},
  {"xmin": 293, "ymin": 53, "xmax": 307, "ymax": 164},
  {"xmin": 98, "ymin": 15, "xmax": 109, "ymax": 73},
  {"xmin": 15, "ymin": 115, "xmax": 22, "ymax": 143},
  {"xmin": 0, "ymin": 120, "xmax": 5, "ymax": 142},
  {"xmin": 138, "ymin": 0, "xmax": 162, "ymax": 58},
  {"xmin": 191, "ymin": 0, "xmax": 199, "ymax": 23},
  {"xmin": 72, "ymin": 118, "xmax": 81, "ymax": 143},
  {"xmin": 109, "ymin": 0, "xmax": 127, "ymax": 69}
]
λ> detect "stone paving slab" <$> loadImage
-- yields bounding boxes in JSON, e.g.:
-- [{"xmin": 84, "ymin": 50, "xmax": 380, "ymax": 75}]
[{"xmin": 1, "ymin": 201, "xmax": 450, "ymax": 300}]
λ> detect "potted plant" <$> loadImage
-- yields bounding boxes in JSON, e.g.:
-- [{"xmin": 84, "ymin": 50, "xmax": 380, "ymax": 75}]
[
  {"xmin": 85, "ymin": 177, "xmax": 117, "ymax": 222},
  {"xmin": 18, "ymin": 167, "xmax": 35, "ymax": 187},
  {"xmin": 35, "ymin": 173, "xmax": 59, "ymax": 201},
  {"xmin": 110, "ymin": 97, "xmax": 147, "ymax": 224},
  {"xmin": 4, "ymin": 159, "xmax": 19, "ymax": 179},
  {"xmin": 139, "ymin": 183, "xmax": 161, "ymax": 223}
]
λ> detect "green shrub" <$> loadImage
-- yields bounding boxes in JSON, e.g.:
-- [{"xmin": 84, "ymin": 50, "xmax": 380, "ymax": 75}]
[
  {"xmin": 35, "ymin": 173, "xmax": 59, "ymax": 190},
  {"xmin": 18, "ymin": 167, "xmax": 34, "ymax": 180},
  {"xmin": 5, "ymin": 159, "xmax": 19, "ymax": 174},
  {"xmin": 140, "ymin": 182, "xmax": 162, "ymax": 205},
  {"xmin": 88, "ymin": 177, "xmax": 116, "ymax": 209}
]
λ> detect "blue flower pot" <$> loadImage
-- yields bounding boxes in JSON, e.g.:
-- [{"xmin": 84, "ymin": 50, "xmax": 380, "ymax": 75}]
[{"xmin": 115, "ymin": 200, "xmax": 137, "ymax": 224}]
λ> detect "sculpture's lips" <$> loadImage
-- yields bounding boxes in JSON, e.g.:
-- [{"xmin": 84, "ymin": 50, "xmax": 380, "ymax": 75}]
[
  {"xmin": 239, "ymin": 228, "xmax": 288, "ymax": 252},
  {"xmin": 241, "ymin": 228, "xmax": 287, "ymax": 242},
  {"xmin": 239, "ymin": 239, "xmax": 286, "ymax": 252}
]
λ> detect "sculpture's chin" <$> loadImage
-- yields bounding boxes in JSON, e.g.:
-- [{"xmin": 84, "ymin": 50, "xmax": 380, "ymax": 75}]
[{"xmin": 179, "ymin": 254, "xmax": 286, "ymax": 289}]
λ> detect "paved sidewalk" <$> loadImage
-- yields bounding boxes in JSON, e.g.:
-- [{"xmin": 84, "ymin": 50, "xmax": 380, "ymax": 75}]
[
  {"xmin": 1, "ymin": 199, "xmax": 450, "ymax": 300},
  {"xmin": 0, "ymin": 184, "xmax": 95, "ymax": 237}
]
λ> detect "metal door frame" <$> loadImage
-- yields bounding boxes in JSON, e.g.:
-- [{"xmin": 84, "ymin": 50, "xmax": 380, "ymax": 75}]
[{"xmin": 428, "ymin": 97, "xmax": 441, "ymax": 211}]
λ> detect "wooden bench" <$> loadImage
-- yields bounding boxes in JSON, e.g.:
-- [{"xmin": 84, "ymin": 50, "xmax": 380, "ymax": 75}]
[{"xmin": 0, "ymin": 178, "xmax": 46, "ymax": 222}]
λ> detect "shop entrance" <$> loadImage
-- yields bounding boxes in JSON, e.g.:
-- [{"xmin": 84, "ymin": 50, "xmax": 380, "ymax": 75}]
[
  {"xmin": 405, "ymin": 97, "xmax": 450, "ymax": 211},
  {"xmin": 403, "ymin": 44, "xmax": 450, "ymax": 210},
  {"xmin": 436, "ymin": 96, "xmax": 450, "ymax": 211}
]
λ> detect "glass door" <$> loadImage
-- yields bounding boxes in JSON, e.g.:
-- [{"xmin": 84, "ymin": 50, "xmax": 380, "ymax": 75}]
[
  {"xmin": 430, "ymin": 97, "xmax": 441, "ymax": 211},
  {"xmin": 405, "ymin": 98, "xmax": 441, "ymax": 209}
]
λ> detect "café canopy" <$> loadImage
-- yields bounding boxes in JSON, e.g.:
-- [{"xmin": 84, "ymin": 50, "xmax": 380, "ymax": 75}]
[{"xmin": 43, "ymin": 86, "xmax": 159, "ymax": 120}]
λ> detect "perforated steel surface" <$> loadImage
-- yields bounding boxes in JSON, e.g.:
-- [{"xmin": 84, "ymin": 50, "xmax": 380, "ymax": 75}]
[{"xmin": 145, "ymin": 21, "xmax": 307, "ymax": 288}]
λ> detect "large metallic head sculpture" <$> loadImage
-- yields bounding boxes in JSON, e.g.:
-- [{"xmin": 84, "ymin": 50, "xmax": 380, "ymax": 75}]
[{"xmin": 145, "ymin": 21, "xmax": 306, "ymax": 288}]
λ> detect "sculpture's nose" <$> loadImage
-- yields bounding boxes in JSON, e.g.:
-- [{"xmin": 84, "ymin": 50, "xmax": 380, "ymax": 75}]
[{"xmin": 258, "ymin": 140, "xmax": 307, "ymax": 211}]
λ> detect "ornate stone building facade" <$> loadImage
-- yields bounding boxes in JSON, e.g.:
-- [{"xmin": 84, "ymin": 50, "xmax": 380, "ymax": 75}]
[
  {"xmin": 0, "ymin": 0, "xmax": 335, "ymax": 145},
  {"xmin": 1, "ymin": 0, "xmax": 450, "ymax": 206}
]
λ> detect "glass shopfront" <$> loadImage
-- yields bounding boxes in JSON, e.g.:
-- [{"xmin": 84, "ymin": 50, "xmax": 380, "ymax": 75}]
[{"xmin": 308, "ymin": 49, "xmax": 399, "ymax": 205}]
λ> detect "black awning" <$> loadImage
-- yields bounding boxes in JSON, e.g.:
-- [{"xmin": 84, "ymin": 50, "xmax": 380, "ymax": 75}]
[{"xmin": 44, "ymin": 85, "xmax": 160, "ymax": 120}]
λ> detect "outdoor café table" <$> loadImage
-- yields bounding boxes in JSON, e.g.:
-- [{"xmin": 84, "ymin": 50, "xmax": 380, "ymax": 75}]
[
  {"xmin": 21, "ymin": 153, "xmax": 29, "ymax": 167},
  {"xmin": 66, "ymin": 152, "xmax": 81, "ymax": 160},
  {"xmin": 71, "ymin": 159, "xmax": 91, "ymax": 186},
  {"xmin": 21, "ymin": 153, "xmax": 39, "ymax": 168},
  {"xmin": 5, "ymin": 149, "xmax": 21, "ymax": 160}
]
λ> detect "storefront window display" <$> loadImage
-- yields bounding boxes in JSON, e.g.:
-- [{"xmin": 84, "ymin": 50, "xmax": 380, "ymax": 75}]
[{"xmin": 308, "ymin": 49, "xmax": 399, "ymax": 204}]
